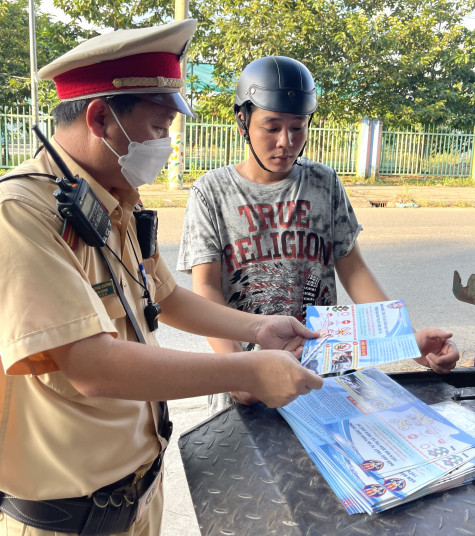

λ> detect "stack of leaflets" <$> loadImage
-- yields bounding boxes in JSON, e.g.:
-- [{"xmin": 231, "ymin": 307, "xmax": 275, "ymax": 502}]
[
  {"xmin": 278, "ymin": 300, "xmax": 475, "ymax": 514},
  {"xmin": 279, "ymin": 368, "xmax": 475, "ymax": 514}
]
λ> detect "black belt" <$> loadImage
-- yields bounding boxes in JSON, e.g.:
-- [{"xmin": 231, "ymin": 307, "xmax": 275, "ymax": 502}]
[{"xmin": 0, "ymin": 452, "xmax": 164, "ymax": 535}]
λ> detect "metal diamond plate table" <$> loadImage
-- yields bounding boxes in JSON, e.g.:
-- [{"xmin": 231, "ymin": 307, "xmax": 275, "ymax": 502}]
[{"xmin": 179, "ymin": 369, "xmax": 475, "ymax": 536}]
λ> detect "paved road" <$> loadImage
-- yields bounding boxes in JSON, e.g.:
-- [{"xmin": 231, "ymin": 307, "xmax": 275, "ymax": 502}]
[{"xmin": 157, "ymin": 206, "xmax": 475, "ymax": 536}]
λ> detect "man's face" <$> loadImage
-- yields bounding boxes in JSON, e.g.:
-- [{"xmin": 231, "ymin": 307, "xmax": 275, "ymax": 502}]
[
  {"xmin": 245, "ymin": 108, "xmax": 309, "ymax": 175},
  {"xmin": 112, "ymin": 98, "xmax": 177, "ymax": 154}
]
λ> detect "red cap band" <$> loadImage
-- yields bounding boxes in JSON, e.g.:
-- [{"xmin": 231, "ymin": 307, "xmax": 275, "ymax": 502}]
[{"xmin": 54, "ymin": 51, "xmax": 182, "ymax": 100}]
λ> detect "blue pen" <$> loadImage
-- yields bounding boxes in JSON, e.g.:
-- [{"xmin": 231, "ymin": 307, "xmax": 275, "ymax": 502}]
[{"xmin": 139, "ymin": 263, "xmax": 148, "ymax": 290}]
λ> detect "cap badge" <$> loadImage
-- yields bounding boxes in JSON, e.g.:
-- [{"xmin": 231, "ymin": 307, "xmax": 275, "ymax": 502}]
[{"xmin": 112, "ymin": 76, "xmax": 184, "ymax": 89}]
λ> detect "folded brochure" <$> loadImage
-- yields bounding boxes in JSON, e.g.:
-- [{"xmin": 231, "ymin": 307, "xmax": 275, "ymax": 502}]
[{"xmin": 302, "ymin": 300, "xmax": 420, "ymax": 375}]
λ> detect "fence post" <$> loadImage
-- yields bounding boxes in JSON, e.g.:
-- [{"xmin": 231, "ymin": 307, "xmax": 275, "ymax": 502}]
[
  {"xmin": 471, "ymin": 126, "xmax": 475, "ymax": 184},
  {"xmin": 167, "ymin": 129, "xmax": 185, "ymax": 189},
  {"xmin": 356, "ymin": 116, "xmax": 370, "ymax": 179},
  {"xmin": 224, "ymin": 126, "xmax": 231, "ymax": 166},
  {"xmin": 369, "ymin": 118, "xmax": 383, "ymax": 180}
]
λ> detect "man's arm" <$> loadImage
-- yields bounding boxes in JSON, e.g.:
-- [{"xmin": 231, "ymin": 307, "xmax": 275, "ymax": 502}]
[
  {"xmin": 48, "ymin": 283, "xmax": 325, "ymax": 407},
  {"xmin": 335, "ymin": 242, "xmax": 389, "ymax": 303},
  {"xmin": 159, "ymin": 284, "xmax": 316, "ymax": 357},
  {"xmin": 335, "ymin": 244, "xmax": 459, "ymax": 372}
]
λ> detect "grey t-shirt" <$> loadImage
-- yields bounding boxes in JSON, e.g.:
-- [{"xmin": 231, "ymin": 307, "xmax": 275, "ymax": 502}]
[{"xmin": 177, "ymin": 158, "xmax": 360, "ymax": 325}]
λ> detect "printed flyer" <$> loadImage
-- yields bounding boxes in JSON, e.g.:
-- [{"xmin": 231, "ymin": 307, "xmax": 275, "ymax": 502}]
[
  {"xmin": 302, "ymin": 300, "xmax": 420, "ymax": 375},
  {"xmin": 278, "ymin": 369, "xmax": 475, "ymax": 514}
]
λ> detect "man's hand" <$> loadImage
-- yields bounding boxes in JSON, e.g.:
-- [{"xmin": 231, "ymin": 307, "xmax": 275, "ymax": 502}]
[
  {"xmin": 245, "ymin": 349, "xmax": 323, "ymax": 408},
  {"xmin": 254, "ymin": 315, "xmax": 323, "ymax": 358},
  {"xmin": 414, "ymin": 328, "xmax": 459, "ymax": 374}
]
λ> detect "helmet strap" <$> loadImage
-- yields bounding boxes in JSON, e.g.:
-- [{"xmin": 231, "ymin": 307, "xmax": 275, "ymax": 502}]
[
  {"xmin": 295, "ymin": 113, "xmax": 314, "ymax": 166},
  {"xmin": 248, "ymin": 139, "xmax": 273, "ymax": 173},
  {"xmin": 236, "ymin": 113, "xmax": 273, "ymax": 173}
]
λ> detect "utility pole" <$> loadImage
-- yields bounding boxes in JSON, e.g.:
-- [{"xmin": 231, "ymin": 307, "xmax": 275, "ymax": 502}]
[
  {"xmin": 167, "ymin": 0, "xmax": 189, "ymax": 190},
  {"xmin": 28, "ymin": 0, "xmax": 40, "ymax": 146}
]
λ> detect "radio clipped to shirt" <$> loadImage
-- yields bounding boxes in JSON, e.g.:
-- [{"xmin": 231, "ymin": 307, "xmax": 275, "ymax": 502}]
[{"xmin": 33, "ymin": 125, "xmax": 111, "ymax": 248}]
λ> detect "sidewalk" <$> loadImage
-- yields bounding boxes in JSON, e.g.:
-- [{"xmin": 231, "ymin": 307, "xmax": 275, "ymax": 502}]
[
  {"xmin": 140, "ymin": 183, "xmax": 475, "ymax": 209},
  {"xmin": 344, "ymin": 184, "xmax": 475, "ymax": 208}
]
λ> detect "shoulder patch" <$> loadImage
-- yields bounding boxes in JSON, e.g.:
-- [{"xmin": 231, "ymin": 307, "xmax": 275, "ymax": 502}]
[{"xmin": 61, "ymin": 221, "xmax": 79, "ymax": 251}]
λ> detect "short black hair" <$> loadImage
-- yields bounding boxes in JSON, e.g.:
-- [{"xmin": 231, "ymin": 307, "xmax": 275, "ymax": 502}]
[
  {"xmin": 52, "ymin": 94, "xmax": 142, "ymax": 127},
  {"xmin": 52, "ymin": 99, "xmax": 90, "ymax": 127}
]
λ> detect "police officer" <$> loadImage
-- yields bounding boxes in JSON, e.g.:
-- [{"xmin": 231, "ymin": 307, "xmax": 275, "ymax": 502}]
[{"xmin": 0, "ymin": 26, "xmax": 324, "ymax": 536}]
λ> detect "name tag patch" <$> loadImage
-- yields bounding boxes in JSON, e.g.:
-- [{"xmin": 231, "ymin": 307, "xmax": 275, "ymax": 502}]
[{"xmin": 92, "ymin": 280, "xmax": 115, "ymax": 298}]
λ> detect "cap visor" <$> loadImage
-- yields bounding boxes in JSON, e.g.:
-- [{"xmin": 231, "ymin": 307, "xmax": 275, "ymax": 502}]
[{"xmin": 140, "ymin": 92, "xmax": 196, "ymax": 117}]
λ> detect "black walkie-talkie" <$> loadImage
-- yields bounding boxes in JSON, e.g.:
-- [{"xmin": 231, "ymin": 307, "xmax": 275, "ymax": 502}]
[{"xmin": 33, "ymin": 125, "xmax": 111, "ymax": 248}]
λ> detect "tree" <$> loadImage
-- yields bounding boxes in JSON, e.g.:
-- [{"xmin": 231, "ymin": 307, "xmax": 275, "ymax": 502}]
[
  {"xmin": 188, "ymin": 0, "xmax": 475, "ymax": 129},
  {"xmin": 0, "ymin": 0, "xmax": 97, "ymax": 107},
  {"xmin": 26, "ymin": 0, "xmax": 475, "ymax": 128},
  {"xmin": 53, "ymin": 0, "xmax": 174, "ymax": 30}
]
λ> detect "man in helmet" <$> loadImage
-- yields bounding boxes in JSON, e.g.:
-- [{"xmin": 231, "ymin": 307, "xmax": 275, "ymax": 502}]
[{"xmin": 177, "ymin": 55, "xmax": 459, "ymax": 414}]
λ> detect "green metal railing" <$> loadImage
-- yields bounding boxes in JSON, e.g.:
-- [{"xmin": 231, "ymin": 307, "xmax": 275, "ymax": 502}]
[
  {"xmin": 184, "ymin": 118, "xmax": 358, "ymax": 174},
  {"xmin": 307, "ymin": 120, "xmax": 358, "ymax": 175},
  {"xmin": 0, "ymin": 106, "xmax": 54, "ymax": 168},
  {"xmin": 185, "ymin": 117, "xmax": 247, "ymax": 171},
  {"xmin": 1, "ymin": 106, "xmax": 473, "ymax": 179},
  {"xmin": 380, "ymin": 126, "xmax": 474, "ymax": 177}
]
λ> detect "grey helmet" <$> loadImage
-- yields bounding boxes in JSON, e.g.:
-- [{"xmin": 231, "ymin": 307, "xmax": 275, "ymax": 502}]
[
  {"xmin": 234, "ymin": 56, "xmax": 317, "ymax": 115},
  {"xmin": 234, "ymin": 56, "xmax": 317, "ymax": 172}
]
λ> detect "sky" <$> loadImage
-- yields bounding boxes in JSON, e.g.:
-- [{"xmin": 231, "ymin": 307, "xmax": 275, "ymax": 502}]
[
  {"xmin": 40, "ymin": 0, "xmax": 475, "ymax": 30},
  {"xmin": 40, "ymin": 0, "xmax": 96, "ymax": 30},
  {"xmin": 40, "ymin": 0, "xmax": 69, "ymax": 21}
]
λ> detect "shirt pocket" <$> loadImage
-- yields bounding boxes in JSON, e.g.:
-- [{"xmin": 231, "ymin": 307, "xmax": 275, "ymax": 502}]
[{"xmin": 101, "ymin": 293, "xmax": 126, "ymax": 320}]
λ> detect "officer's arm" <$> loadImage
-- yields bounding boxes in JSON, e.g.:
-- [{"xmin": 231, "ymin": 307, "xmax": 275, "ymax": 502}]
[
  {"xmin": 190, "ymin": 260, "xmax": 243, "ymax": 353},
  {"xmin": 47, "ymin": 331, "xmax": 323, "ymax": 408}
]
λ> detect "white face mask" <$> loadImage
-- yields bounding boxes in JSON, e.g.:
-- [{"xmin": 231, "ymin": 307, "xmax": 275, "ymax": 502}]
[{"xmin": 103, "ymin": 106, "xmax": 173, "ymax": 188}]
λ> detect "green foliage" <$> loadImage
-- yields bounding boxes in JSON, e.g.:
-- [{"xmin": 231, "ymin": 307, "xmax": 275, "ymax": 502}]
[
  {"xmin": 188, "ymin": 0, "xmax": 475, "ymax": 129},
  {"xmin": 1, "ymin": 0, "xmax": 474, "ymax": 129},
  {"xmin": 53, "ymin": 0, "xmax": 175, "ymax": 30},
  {"xmin": 0, "ymin": 0, "xmax": 97, "ymax": 106}
]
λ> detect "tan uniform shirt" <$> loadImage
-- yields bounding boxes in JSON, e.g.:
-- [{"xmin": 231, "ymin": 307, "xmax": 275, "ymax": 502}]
[{"xmin": 0, "ymin": 142, "xmax": 176, "ymax": 500}]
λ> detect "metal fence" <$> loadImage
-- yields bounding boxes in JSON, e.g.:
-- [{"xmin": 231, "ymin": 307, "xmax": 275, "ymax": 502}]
[
  {"xmin": 185, "ymin": 117, "xmax": 247, "ymax": 171},
  {"xmin": 1, "ymin": 106, "xmax": 473, "ymax": 179},
  {"xmin": 0, "ymin": 107, "xmax": 54, "ymax": 168},
  {"xmin": 379, "ymin": 126, "xmax": 474, "ymax": 177},
  {"xmin": 307, "ymin": 120, "xmax": 358, "ymax": 175},
  {"xmin": 184, "ymin": 118, "xmax": 358, "ymax": 175}
]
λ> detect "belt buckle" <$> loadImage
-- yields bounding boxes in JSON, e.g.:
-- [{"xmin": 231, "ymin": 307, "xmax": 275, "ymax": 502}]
[{"xmin": 136, "ymin": 471, "xmax": 160, "ymax": 522}]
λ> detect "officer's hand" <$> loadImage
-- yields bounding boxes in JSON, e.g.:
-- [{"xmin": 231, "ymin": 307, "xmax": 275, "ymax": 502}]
[
  {"xmin": 246, "ymin": 350, "xmax": 323, "ymax": 408},
  {"xmin": 255, "ymin": 315, "xmax": 323, "ymax": 359}
]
